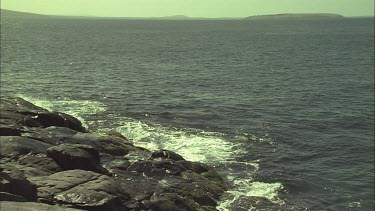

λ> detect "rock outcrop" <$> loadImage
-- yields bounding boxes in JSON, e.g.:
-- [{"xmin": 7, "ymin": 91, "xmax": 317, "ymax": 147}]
[{"xmin": 0, "ymin": 97, "xmax": 227, "ymax": 210}]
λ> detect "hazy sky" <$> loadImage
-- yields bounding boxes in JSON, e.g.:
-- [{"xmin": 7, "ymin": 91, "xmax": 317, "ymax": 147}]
[{"xmin": 1, "ymin": 0, "xmax": 374, "ymax": 17}]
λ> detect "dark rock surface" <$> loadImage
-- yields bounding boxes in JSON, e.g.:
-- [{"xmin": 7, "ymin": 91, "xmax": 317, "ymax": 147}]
[{"xmin": 0, "ymin": 97, "xmax": 227, "ymax": 210}]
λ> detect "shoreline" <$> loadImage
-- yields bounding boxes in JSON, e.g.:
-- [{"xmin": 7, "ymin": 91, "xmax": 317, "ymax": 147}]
[{"xmin": 0, "ymin": 96, "xmax": 228, "ymax": 210}]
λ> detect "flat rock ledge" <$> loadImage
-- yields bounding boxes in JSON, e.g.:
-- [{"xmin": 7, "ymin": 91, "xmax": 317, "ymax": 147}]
[{"xmin": 0, "ymin": 97, "xmax": 227, "ymax": 211}]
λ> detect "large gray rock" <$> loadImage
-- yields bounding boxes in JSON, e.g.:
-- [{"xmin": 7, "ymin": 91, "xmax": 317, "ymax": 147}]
[
  {"xmin": 0, "ymin": 192, "xmax": 29, "ymax": 202},
  {"xmin": 17, "ymin": 155, "xmax": 63, "ymax": 175},
  {"xmin": 29, "ymin": 170, "xmax": 129, "ymax": 210},
  {"xmin": 150, "ymin": 149, "xmax": 186, "ymax": 161},
  {"xmin": 46, "ymin": 144, "xmax": 101, "ymax": 172},
  {"xmin": 0, "ymin": 136, "xmax": 52, "ymax": 158},
  {"xmin": 0, "ymin": 97, "xmax": 86, "ymax": 132},
  {"xmin": 0, "ymin": 126, "xmax": 21, "ymax": 136},
  {"xmin": 0, "ymin": 201, "xmax": 81, "ymax": 211},
  {"xmin": 0, "ymin": 165, "xmax": 37, "ymax": 201}
]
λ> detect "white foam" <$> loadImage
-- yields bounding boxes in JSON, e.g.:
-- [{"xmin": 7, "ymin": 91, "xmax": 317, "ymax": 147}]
[
  {"xmin": 16, "ymin": 95, "xmax": 106, "ymax": 128},
  {"xmin": 217, "ymin": 180, "xmax": 285, "ymax": 211},
  {"xmin": 116, "ymin": 120, "xmax": 239, "ymax": 163}
]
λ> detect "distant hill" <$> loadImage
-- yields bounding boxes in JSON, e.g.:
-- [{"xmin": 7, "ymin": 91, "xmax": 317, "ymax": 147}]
[
  {"xmin": 1, "ymin": 9, "xmax": 49, "ymax": 18},
  {"xmin": 244, "ymin": 13, "xmax": 344, "ymax": 20},
  {"xmin": 1, "ymin": 10, "xmax": 350, "ymax": 21},
  {"xmin": 156, "ymin": 15, "xmax": 191, "ymax": 20}
]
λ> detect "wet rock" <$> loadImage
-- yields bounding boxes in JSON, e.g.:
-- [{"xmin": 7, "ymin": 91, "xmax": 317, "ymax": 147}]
[
  {"xmin": 17, "ymin": 155, "xmax": 63, "ymax": 175},
  {"xmin": 0, "ymin": 201, "xmax": 81, "ymax": 211},
  {"xmin": 0, "ymin": 136, "xmax": 52, "ymax": 158},
  {"xmin": 162, "ymin": 180, "xmax": 217, "ymax": 207},
  {"xmin": 0, "ymin": 192, "xmax": 29, "ymax": 202},
  {"xmin": 127, "ymin": 160, "xmax": 188, "ymax": 178},
  {"xmin": 47, "ymin": 144, "xmax": 101, "ymax": 172},
  {"xmin": 29, "ymin": 170, "xmax": 130, "ymax": 210},
  {"xmin": 151, "ymin": 149, "xmax": 185, "ymax": 161},
  {"xmin": 57, "ymin": 112, "xmax": 86, "ymax": 132},
  {"xmin": 146, "ymin": 192, "xmax": 200, "ymax": 211},
  {"xmin": 32, "ymin": 112, "xmax": 86, "ymax": 133},
  {"xmin": 0, "ymin": 97, "xmax": 47, "ymax": 114},
  {"xmin": 106, "ymin": 130, "xmax": 130, "ymax": 142},
  {"xmin": 0, "ymin": 165, "xmax": 37, "ymax": 200},
  {"xmin": 181, "ymin": 171, "xmax": 226, "ymax": 199},
  {"xmin": 226, "ymin": 196, "xmax": 279, "ymax": 211},
  {"xmin": 0, "ymin": 97, "xmax": 86, "ymax": 132},
  {"xmin": 21, "ymin": 127, "xmax": 140, "ymax": 157},
  {"xmin": 0, "ymin": 126, "xmax": 21, "ymax": 136}
]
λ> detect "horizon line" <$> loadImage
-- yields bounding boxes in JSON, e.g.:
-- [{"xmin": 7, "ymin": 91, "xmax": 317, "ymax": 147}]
[{"xmin": 2, "ymin": 8, "xmax": 374, "ymax": 19}]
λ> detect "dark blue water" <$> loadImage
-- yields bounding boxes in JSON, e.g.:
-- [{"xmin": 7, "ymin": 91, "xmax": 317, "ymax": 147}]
[{"xmin": 1, "ymin": 17, "xmax": 374, "ymax": 210}]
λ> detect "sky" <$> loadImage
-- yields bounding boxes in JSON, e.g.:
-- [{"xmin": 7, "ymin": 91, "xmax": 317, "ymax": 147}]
[{"xmin": 1, "ymin": 0, "xmax": 374, "ymax": 18}]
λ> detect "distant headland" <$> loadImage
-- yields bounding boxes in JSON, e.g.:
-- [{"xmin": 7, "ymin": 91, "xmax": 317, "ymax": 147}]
[{"xmin": 244, "ymin": 13, "xmax": 345, "ymax": 20}]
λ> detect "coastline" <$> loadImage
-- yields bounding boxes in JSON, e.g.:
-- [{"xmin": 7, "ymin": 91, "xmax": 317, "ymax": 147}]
[{"xmin": 0, "ymin": 96, "xmax": 228, "ymax": 210}]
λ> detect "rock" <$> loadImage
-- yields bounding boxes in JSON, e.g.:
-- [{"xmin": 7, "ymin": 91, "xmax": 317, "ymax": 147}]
[
  {"xmin": 146, "ymin": 192, "xmax": 200, "ymax": 211},
  {"xmin": 57, "ymin": 112, "xmax": 86, "ymax": 132},
  {"xmin": 181, "ymin": 171, "xmax": 226, "ymax": 199},
  {"xmin": 127, "ymin": 160, "xmax": 188, "ymax": 178},
  {"xmin": 0, "ymin": 97, "xmax": 86, "ymax": 132},
  {"xmin": 0, "ymin": 126, "xmax": 21, "ymax": 136},
  {"xmin": 106, "ymin": 130, "xmax": 130, "ymax": 142},
  {"xmin": 151, "ymin": 149, "xmax": 185, "ymax": 161},
  {"xmin": 0, "ymin": 192, "xmax": 28, "ymax": 202},
  {"xmin": 0, "ymin": 136, "xmax": 52, "ymax": 158},
  {"xmin": 225, "ymin": 196, "xmax": 279, "ymax": 211},
  {"xmin": 0, "ymin": 97, "xmax": 47, "ymax": 113},
  {"xmin": 0, "ymin": 165, "xmax": 37, "ymax": 200},
  {"xmin": 46, "ymin": 144, "xmax": 101, "ymax": 172},
  {"xmin": 161, "ymin": 180, "xmax": 217, "ymax": 207},
  {"xmin": 31, "ymin": 112, "xmax": 85, "ymax": 133},
  {"xmin": 22, "ymin": 127, "xmax": 141, "ymax": 157},
  {"xmin": 17, "ymin": 155, "xmax": 63, "ymax": 175},
  {"xmin": 0, "ymin": 201, "xmax": 81, "ymax": 211},
  {"xmin": 29, "ymin": 170, "xmax": 130, "ymax": 210}
]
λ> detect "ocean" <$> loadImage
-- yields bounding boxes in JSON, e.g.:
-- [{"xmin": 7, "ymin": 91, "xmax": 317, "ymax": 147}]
[{"xmin": 1, "ymin": 17, "xmax": 374, "ymax": 210}]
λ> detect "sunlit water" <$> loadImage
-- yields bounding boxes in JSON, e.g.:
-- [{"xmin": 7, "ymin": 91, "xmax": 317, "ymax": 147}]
[{"xmin": 1, "ymin": 17, "xmax": 374, "ymax": 210}]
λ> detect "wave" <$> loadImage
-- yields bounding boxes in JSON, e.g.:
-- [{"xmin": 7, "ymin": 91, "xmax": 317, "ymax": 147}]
[{"xmin": 15, "ymin": 94, "xmax": 107, "ymax": 129}]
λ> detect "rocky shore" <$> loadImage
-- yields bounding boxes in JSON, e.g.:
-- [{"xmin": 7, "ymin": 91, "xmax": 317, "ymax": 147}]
[{"xmin": 0, "ymin": 97, "xmax": 227, "ymax": 210}]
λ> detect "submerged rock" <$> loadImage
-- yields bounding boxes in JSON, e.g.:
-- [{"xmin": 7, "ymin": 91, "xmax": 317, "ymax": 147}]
[{"xmin": 0, "ymin": 96, "xmax": 227, "ymax": 210}]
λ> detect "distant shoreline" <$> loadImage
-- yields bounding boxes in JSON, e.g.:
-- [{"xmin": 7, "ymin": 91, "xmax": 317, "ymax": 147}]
[
  {"xmin": 1, "ymin": 9, "xmax": 373, "ymax": 20},
  {"xmin": 244, "ymin": 13, "xmax": 344, "ymax": 20}
]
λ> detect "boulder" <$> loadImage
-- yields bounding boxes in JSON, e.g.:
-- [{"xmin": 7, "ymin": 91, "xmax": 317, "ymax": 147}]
[
  {"xmin": 0, "ymin": 126, "xmax": 21, "ymax": 136},
  {"xmin": 0, "ymin": 201, "xmax": 81, "ymax": 211},
  {"xmin": 0, "ymin": 97, "xmax": 86, "ymax": 132},
  {"xmin": 151, "ymin": 149, "xmax": 186, "ymax": 161},
  {"xmin": 146, "ymin": 192, "xmax": 200, "ymax": 211},
  {"xmin": 0, "ymin": 192, "xmax": 28, "ymax": 202},
  {"xmin": 29, "ymin": 170, "xmax": 130, "ymax": 210},
  {"xmin": 46, "ymin": 144, "xmax": 101, "ymax": 172},
  {"xmin": 0, "ymin": 136, "xmax": 52, "ymax": 158},
  {"xmin": 0, "ymin": 165, "xmax": 37, "ymax": 200},
  {"xmin": 32, "ymin": 112, "xmax": 86, "ymax": 133},
  {"xmin": 17, "ymin": 155, "xmax": 63, "ymax": 175}
]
